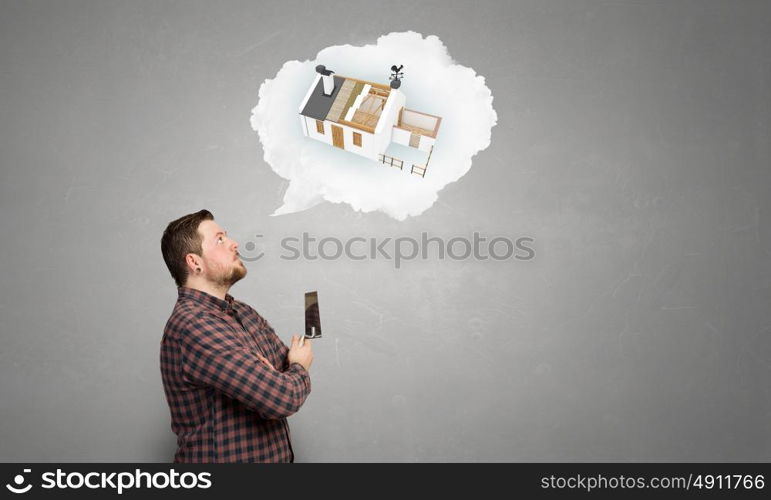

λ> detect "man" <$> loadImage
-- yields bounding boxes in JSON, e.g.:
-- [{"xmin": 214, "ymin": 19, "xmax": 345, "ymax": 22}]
[{"xmin": 160, "ymin": 209, "xmax": 313, "ymax": 463}]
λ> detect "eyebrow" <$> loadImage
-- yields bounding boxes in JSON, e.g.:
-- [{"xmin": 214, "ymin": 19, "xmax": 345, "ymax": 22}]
[{"xmin": 214, "ymin": 231, "xmax": 228, "ymax": 238}]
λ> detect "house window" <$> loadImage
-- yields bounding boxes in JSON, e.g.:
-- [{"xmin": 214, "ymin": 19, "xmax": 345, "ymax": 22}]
[
  {"xmin": 316, "ymin": 120, "xmax": 324, "ymax": 134},
  {"xmin": 353, "ymin": 132, "xmax": 362, "ymax": 147}
]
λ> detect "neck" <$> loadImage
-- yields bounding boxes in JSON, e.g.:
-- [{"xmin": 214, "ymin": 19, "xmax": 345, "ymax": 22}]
[{"xmin": 183, "ymin": 278, "xmax": 230, "ymax": 301}]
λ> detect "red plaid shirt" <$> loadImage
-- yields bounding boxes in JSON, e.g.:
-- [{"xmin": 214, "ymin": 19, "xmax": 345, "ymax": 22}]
[{"xmin": 160, "ymin": 287, "xmax": 311, "ymax": 463}]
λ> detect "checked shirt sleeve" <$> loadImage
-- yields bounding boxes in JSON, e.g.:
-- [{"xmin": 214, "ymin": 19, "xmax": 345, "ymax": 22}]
[
  {"xmin": 275, "ymin": 336, "xmax": 291, "ymax": 371},
  {"xmin": 178, "ymin": 312, "xmax": 311, "ymax": 420}
]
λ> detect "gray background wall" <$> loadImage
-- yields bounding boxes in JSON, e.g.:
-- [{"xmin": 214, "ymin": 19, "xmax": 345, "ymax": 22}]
[{"xmin": 1, "ymin": 0, "xmax": 769, "ymax": 462}]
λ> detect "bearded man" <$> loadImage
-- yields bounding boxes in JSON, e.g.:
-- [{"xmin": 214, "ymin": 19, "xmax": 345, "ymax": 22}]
[{"xmin": 159, "ymin": 209, "xmax": 313, "ymax": 463}]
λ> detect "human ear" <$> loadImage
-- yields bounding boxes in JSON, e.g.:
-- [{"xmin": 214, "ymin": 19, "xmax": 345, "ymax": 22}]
[{"xmin": 185, "ymin": 253, "xmax": 202, "ymax": 274}]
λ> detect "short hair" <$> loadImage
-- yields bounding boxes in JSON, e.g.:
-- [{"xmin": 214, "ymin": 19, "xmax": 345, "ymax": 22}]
[{"xmin": 161, "ymin": 209, "xmax": 214, "ymax": 287}]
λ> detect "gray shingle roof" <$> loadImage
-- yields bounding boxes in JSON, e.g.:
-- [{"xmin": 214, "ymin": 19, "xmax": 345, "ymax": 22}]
[{"xmin": 300, "ymin": 75, "xmax": 345, "ymax": 121}]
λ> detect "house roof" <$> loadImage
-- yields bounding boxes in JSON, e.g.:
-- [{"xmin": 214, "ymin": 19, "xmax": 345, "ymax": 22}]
[{"xmin": 299, "ymin": 75, "xmax": 345, "ymax": 121}]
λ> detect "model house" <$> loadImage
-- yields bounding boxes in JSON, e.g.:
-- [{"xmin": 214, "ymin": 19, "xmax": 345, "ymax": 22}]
[{"xmin": 298, "ymin": 65, "xmax": 441, "ymax": 177}]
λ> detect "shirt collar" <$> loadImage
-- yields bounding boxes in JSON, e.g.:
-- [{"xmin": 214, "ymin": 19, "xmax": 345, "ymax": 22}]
[{"xmin": 178, "ymin": 286, "xmax": 235, "ymax": 313}]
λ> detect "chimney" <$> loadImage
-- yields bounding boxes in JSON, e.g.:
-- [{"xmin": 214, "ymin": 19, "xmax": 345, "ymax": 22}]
[{"xmin": 315, "ymin": 65, "xmax": 335, "ymax": 96}]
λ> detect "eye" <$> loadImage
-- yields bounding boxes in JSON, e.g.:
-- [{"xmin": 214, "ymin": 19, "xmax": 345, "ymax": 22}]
[{"xmin": 217, "ymin": 236, "xmax": 224, "ymax": 244}]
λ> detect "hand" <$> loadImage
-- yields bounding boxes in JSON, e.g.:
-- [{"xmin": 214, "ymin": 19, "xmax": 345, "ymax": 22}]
[{"xmin": 288, "ymin": 335, "xmax": 313, "ymax": 371}]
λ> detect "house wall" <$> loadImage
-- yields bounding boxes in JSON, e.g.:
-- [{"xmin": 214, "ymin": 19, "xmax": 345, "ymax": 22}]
[
  {"xmin": 302, "ymin": 115, "xmax": 378, "ymax": 160},
  {"xmin": 303, "ymin": 116, "xmax": 333, "ymax": 146},
  {"xmin": 417, "ymin": 135, "xmax": 436, "ymax": 152},
  {"xmin": 373, "ymin": 90, "xmax": 406, "ymax": 156},
  {"xmin": 401, "ymin": 109, "xmax": 439, "ymax": 132},
  {"xmin": 337, "ymin": 122, "xmax": 378, "ymax": 160},
  {"xmin": 391, "ymin": 126, "xmax": 411, "ymax": 147},
  {"xmin": 392, "ymin": 125, "xmax": 436, "ymax": 152}
]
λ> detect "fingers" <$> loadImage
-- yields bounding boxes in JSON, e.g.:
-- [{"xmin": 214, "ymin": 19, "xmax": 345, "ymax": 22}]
[{"xmin": 290, "ymin": 334, "xmax": 311, "ymax": 349}]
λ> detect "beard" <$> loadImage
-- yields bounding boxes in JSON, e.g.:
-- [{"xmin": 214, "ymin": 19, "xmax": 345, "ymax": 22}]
[{"xmin": 207, "ymin": 259, "xmax": 247, "ymax": 287}]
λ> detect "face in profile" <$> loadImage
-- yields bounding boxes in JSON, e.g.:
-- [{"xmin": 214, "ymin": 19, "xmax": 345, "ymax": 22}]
[{"xmin": 195, "ymin": 220, "xmax": 247, "ymax": 287}]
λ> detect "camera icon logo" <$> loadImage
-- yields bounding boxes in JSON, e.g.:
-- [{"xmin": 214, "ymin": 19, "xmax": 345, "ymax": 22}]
[
  {"xmin": 239, "ymin": 234, "xmax": 265, "ymax": 262},
  {"xmin": 5, "ymin": 469, "xmax": 32, "ymax": 494}
]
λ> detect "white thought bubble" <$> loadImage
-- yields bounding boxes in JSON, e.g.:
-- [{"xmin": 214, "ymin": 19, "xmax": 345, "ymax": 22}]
[{"xmin": 250, "ymin": 31, "xmax": 497, "ymax": 221}]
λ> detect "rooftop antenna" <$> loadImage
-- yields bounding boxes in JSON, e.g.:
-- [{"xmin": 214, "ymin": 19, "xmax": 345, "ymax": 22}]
[{"xmin": 389, "ymin": 64, "xmax": 404, "ymax": 89}]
